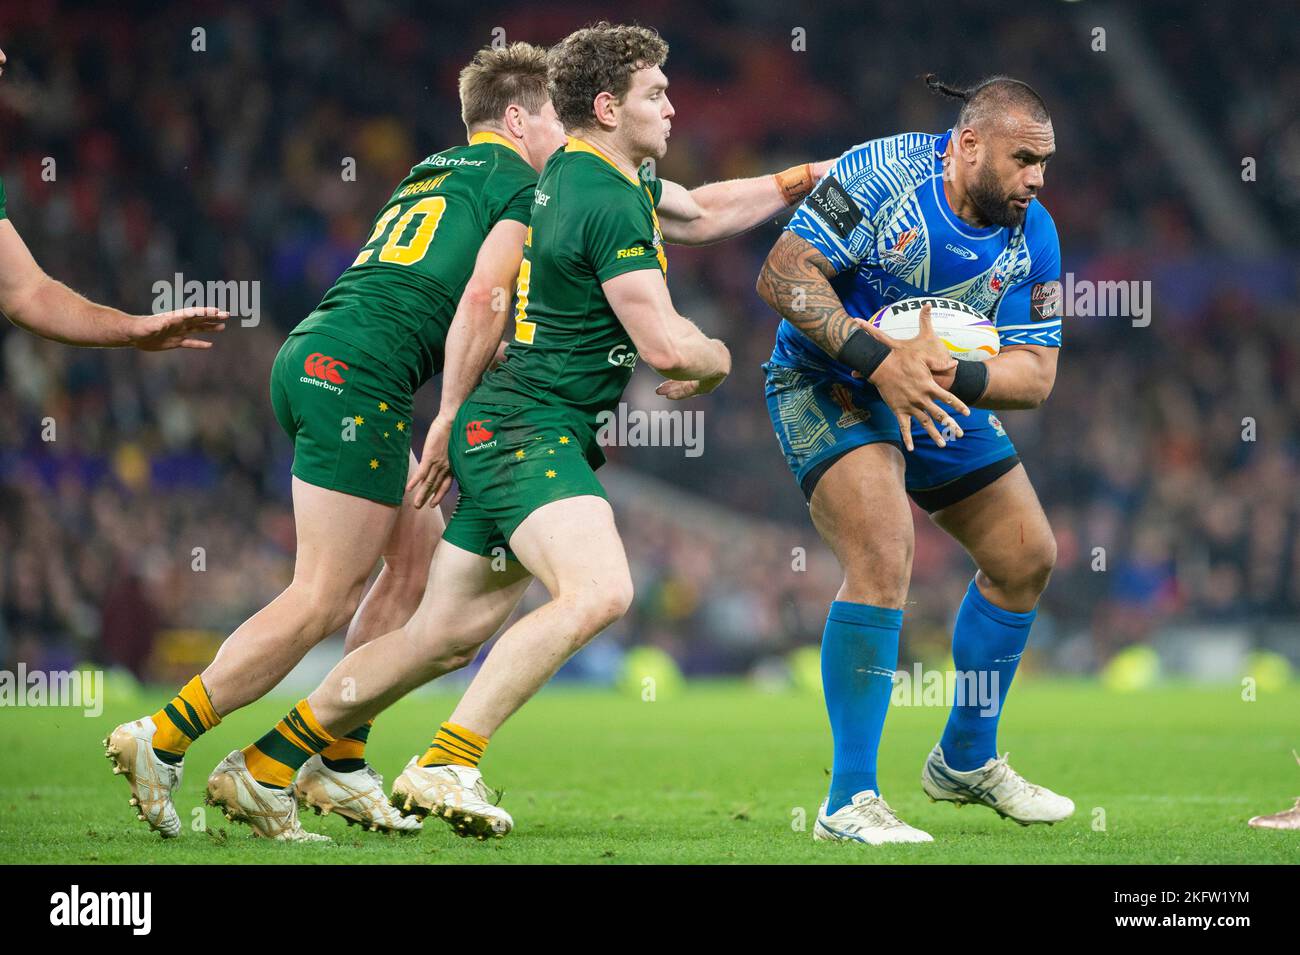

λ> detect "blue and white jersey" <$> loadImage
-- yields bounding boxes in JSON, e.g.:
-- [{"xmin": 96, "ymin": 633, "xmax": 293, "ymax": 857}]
[{"xmin": 770, "ymin": 131, "xmax": 1062, "ymax": 377}]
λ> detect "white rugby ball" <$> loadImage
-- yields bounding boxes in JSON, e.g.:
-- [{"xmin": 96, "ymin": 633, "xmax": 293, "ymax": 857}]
[{"xmin": 866, "ymin": 297, "xmax": 999, "ymax": 362}]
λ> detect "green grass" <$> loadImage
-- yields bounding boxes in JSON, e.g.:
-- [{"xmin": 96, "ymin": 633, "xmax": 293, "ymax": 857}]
[{"xmin": 1, "ymin": 679, "xmax": 1296, "ymax": 863}]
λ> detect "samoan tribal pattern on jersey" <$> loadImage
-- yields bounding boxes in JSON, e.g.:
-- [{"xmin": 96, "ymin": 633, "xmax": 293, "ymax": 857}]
[{"xmin": 770, "ymin": 131, "xmax": 1062, "ymax": 377}]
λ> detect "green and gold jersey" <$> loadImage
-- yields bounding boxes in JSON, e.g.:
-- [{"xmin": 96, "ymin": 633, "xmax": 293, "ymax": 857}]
[
  {"xmin": 474, "ymin": 137, "xmax": 666, "ymax": 427},
  {"xmin": 0, "ymin": 176, "xmax": 8, "ymax": 221},
  {"xmin": 294, "ymin": 132, "xmax": 537, "ymax": 391}
]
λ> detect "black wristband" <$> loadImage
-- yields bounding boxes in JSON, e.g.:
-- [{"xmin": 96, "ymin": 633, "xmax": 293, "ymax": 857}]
[
  {"xmin": 837, "ymin": 328, "xmax": 891, "ymax": 380},
  {"xmin": 951, "ymin": 359, "xmax": 990, "ymax": 406}
]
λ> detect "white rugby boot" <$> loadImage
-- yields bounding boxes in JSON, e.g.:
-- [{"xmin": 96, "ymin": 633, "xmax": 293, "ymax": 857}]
[
  {"xmin": 204, "ymin": 750, "xmax": 331, "ymax": 842},
  {"xmin": 103, "ymin": 716, "xmax": 184, "ymax": 839},
  {"xmin": 921, "ymin": 744, "xmax": 1074, "ymax": 825},
  {"xmin": 389, "ymin": 757, "xmax": 512, "ymax": 840},
  {"xmin": 813, "ymin": 791, "xmax": 934, "ymax": 845},
  {"xmin": 294, "ymin": 754, "xmax": 421, "ymax": 834}
]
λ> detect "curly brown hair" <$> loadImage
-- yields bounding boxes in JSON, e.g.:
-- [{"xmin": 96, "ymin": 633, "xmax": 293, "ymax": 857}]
[
  {"xmin": 547, "ymin": 22, "xmax": 669, "ymax": 132},
  {"xmin": 458, "ymin": 42, "xmax": 551, "ymax": 133}
]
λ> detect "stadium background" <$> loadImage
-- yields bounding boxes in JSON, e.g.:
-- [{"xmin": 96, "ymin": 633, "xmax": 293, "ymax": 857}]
[{"xmin": 1, "ymin": 0, "xmax": 1296, "ymax": 691}]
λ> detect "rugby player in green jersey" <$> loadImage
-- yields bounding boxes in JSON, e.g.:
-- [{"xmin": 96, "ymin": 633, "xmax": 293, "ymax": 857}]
[
  {"xmin": 226, "ymin": 22, "xmax": 833, "ymax": 840},
  {"xmin": 106, "ymin": 43, "xmax": 567, "ymax": 841},
  {"xmin": 0, "ymin": 46, "xmax": 226, "ymax": 348}
]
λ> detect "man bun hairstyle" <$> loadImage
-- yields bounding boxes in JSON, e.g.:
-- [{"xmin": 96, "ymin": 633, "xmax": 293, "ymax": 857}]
[
  {"xmin": 924, "ymin": 73, "xmax": 1051, "ymax": 131},
  {"xmin": 548, "ymin": 22, "xmax": 669, "ymax": 132},
  {"xmin": 459, "ymin": 42, "xmax": 551, "ymax": 133}
]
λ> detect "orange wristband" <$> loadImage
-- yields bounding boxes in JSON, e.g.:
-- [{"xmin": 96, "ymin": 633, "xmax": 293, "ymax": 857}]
[{"xmin": 774, "ymin": 163, "xmax": 815, "ymax": 205}]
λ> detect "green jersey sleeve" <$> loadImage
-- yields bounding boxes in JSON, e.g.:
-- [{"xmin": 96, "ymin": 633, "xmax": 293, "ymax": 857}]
[
  {"xmin": 640, "ymin": 167, "xmax": 663, "ymax": 206},
  {"xmin": 0, "ymin": 177, "xmax": 8, "ymax": 221},
  {"xmin": 583, "ymin": 191, "xmax": 665, "ymax": 283},
  {"xmin": 486, "ymin": 157, "xmax": 536, "ymax": 227}
]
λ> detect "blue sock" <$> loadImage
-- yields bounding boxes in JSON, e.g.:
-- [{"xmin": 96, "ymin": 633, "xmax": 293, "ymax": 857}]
[
  {"xmin": 821, "ymin": 600, "xmax": 902, "ymax": 813},
  {"xmin": 939, "ymin": 578, "xmax": 1036, "ymax": 771}
]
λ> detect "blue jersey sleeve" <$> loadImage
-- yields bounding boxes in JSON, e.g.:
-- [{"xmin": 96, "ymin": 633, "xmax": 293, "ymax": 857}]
[
  {"xmin": 992, "ymin": 203, "xmax": 1062, "ymax": 347},
  {"xmin": 785, "ymin": 139, "xmax": 898, "ymax": 275}
]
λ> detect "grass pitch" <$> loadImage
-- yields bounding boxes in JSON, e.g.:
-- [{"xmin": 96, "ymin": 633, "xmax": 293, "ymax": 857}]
[{"xmin": 1, "ymin": 679, "xmax": 1296, "ymax": 864}]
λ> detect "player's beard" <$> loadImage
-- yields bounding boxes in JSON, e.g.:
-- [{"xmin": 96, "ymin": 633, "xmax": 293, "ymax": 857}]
[{"xmin": 968, "ymin": 160, "xmax": 1027, "ymax": 229}]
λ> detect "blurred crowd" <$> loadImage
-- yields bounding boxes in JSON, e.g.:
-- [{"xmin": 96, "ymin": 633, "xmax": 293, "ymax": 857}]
[{"xmin": 2, "ymin": 1, "xmax": 1296, "ymax": 678}]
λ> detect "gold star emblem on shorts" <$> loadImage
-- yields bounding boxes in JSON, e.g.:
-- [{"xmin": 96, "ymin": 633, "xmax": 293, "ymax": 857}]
[
  {"xmin": 558, "ymin": 435, "xmax": 570, "ymax": 445},
  {"xmin": 354, "ymin": 415, "xmax": 364, "ymax": 425},
  {"xmin": 396, "ymin": 421, "xmax": 405, "ymax": 431},
  {"xmin": 378, "ymin": 402, "xmax": 389, "ymax": 412},
  {"xmin": 515, "ymin": 449, "xmax": 526, "ymax": 459},
  {"xmin": 545, "ymin": 469, "xmax": 556, "ymax": 479},
  {"xmin": 369, "ymin": 459, "xmax": 379, "ymax": 469}
]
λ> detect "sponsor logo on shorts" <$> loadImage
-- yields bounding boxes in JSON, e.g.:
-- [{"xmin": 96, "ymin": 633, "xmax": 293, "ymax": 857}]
[
  {"xmin": 300, "ymin": 352, "xmax": 348, "ymax": 395},
  {"xmin": 465, "ymin": 419, "xmax": 496, "ymax": 452},
  {"xmin": 988, "ymin": 414, "xmax": 1006, "ymax": 437},
  {"xmin": 830, "ymin": 383, "xmax": 871, "ymax": 428}
]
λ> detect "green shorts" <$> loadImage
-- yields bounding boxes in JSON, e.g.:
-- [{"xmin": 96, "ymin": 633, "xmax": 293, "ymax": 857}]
[
  {"xmin": 442, "ymin": 399, "xmax": 607, "ymax": 559},
  {"xmin": 269, "ymin": 330, "xmax": 414, "ymax": 505}
]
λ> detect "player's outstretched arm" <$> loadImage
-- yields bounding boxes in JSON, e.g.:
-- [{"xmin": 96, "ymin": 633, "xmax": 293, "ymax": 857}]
[
  {"xmin": 756, "ymin": 230, "xmax": 967, "ymax": 449},
  {"xmin": 654, "ymin": 160, "xmax": 832, "ymax": 246},
  {"xmin": 0, "ymin": 219, "xmax": 226, "ymax": 349},
  {"xmin": 408, "ymin": 219, "xmax": 529, "ymax": 508},
  {"xmin": 947, "ymin": 344, "xmax": 1057, "ymax": 410},
  {"xmin": 602, "ymin": 268, "xmax": 730, "ymax": 398}
]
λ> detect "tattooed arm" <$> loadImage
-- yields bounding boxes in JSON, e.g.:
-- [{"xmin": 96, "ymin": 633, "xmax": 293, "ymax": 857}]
[{"xmin": 756, "ymin": 231, "xmax": 968, "ymax": 450}]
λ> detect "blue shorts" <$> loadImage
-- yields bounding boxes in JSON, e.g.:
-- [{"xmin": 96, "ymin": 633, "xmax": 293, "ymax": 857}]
[{"xmin": 763, "ymin": 360, "xmax": 1020, "ymax": 512}]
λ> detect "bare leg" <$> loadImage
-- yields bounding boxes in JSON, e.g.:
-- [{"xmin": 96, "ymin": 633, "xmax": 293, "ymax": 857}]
[
  {"xmin": 447, "ymin": 495, "xmax": 633, "ymax": 737},
  {"xmin": 930, "ymin": 463, "xmax": 1056, "ymax": 612},
  {"xmin": 307, "ymin": 540, "xmax": 532, "ymax": 736},
  {"xmin": 201, "ymin": 477, "xmax": 398, "ymax": 714},
  {"xmin": 343, "ymin": 453, "xmax": 446, "ymax": 654}
]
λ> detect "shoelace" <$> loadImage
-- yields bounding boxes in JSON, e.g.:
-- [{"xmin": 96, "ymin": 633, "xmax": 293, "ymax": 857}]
[
  {"xmin": 849, "ymin": 796, "xmax": 908, "ymax": 829},
  {"xmin": 472, "ymin": 778, "xmax": 505, "ymax": 806},
  {"xmin": 981, "ymin": 754, "xmax": 1043, "ymax": 799}
]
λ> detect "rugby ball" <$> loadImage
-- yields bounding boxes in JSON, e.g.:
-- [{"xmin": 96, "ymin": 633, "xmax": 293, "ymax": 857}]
[{"xmin": 866, "ymin": 297, "xmax": 999, "ymax": 362}]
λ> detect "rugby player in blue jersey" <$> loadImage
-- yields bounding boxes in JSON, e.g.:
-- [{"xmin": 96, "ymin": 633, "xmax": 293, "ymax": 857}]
[{"xmin": 756, "ymin": 75, "xmax": 1073, "ymax": 844}]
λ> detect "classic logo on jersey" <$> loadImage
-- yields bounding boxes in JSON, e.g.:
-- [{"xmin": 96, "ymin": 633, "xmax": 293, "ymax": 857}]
[
  {"xmin": 301, "ymin": 353, "xmax": 348, "ymax": 394},
  {"xmin": 830, "ymin": 383, "xmax": 871, "ymax": 428},
  {"xmin": 607, "ymin": 343, "xmax": 639, "ymax": 369},
  {"xmin": 1030, "ymin": 280, "xmax": 1063, "ymax": 321},
  {"xmin": 945, "ymin": 242, "xmax": 977, "ymax": 260},
  {"xmin": 806, "ymin": 176, "xmax": 862, "ymax": 240}
]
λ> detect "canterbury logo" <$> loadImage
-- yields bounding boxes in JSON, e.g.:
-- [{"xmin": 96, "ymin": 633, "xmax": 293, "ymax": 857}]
[
  {"xmin": 466, "ymin": 419, "xmax": 494, "ymax": 446},
  {"xmin": 303, "ymin": 352, "xmax": 348, "ymax": 384}
]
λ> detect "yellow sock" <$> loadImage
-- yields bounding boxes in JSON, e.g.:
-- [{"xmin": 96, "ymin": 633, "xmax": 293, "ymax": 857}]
[
  {"xmin": 242, "ymin": 699, "xmax": 337, "ymax": 789},
  {"xmin": 418, "ymin": 721, "xmax": 488, "ymax": 769},
  {"xmin": 150, "ymin": 675, "xmax": 220, "ymax": 761},
  {"xmin": 320, "ymin": 720, "xmax": 373, "ymax": 772}
]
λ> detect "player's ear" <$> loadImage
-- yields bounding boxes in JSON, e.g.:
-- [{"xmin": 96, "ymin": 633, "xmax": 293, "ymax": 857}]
[
  {"xmin": 503, "ymin": 104, "xmax": 525, "ymax": 138},
  {"xmin": 592, "ymin": 90, "xmax": 619, "ymax": 130}
]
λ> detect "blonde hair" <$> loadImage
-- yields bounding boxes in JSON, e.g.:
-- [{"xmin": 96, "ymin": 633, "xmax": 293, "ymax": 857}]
[{"xmin": 459, "ymin": 42, "xmax": 551, "ymax": 132}]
